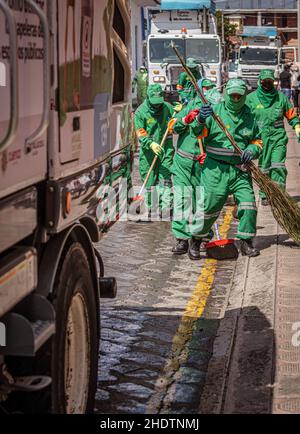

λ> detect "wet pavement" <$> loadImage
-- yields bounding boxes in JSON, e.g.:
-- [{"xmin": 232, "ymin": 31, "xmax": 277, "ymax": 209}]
[{"xmin": 95, "ymin": 127, "xmax": 300, "ymax": 414}]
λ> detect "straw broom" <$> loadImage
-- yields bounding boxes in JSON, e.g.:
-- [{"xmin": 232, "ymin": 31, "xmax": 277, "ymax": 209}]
[{"xmin": 171, "ymin": 42, "xmax": 300, "ymax": 245}]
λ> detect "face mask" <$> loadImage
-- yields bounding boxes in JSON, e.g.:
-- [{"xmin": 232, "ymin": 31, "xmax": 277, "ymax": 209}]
[
  {"xmin": 149, "ymin": 102, "xmax": 163, "ymax": 111},
  {"xmin": 261, "ymin": 80, "xmax": 274, "ymax": 92},
  {"xmin": 225, "ymin": 92, "xmax": 246, "ymax": 113}
]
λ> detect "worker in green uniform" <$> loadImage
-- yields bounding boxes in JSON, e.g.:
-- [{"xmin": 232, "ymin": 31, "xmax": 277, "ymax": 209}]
[
  {"xmin": 169, "ymin": 79, "xmax": 222, "ymax": 260},
  {"xmin": 134, "ymin": 84, "xmax": 176, "ymax": 218},
  {"xmin": 187, "ymin": 79, "xmax": 263, "ymax": 258},
  {"xmin": 177, "ymin": 58, "xmax": 202, "ymax": 105},
  {"xmin": 247, "ymin": 69, "xmax": 300, "ymax": 205},
  {"xmin": 132, "ymin": 66, "xmax": 148, "ymax": 107}
]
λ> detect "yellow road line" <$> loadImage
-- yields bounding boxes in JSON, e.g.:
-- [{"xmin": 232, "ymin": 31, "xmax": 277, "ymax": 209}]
[{"xmin": 146, "ymin": 207, "xmax": 234, "ymax": 414}]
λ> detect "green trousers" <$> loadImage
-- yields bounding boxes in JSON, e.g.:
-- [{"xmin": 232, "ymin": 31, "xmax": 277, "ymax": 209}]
[
  {"xmin": 140, "ymin": 159, "xmax": 173, "ymax": 213},
  {"xmin": 172, "ymin": 154, "xmax": 213, "ymax": 240},
  {"xmin": 259, "ymin": 136, "xmax": 288, "ymax": 199},
  {"xmin": 191, "ymin": 157, "xmax": 258, "ymax": 240}
]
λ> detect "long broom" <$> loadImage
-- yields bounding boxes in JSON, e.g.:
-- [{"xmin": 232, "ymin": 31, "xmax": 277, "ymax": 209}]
[
  {"xmin": 171, "ymin": 42, "xmax": 300, "ymax": 246},
  {"xmin": 132, "ymin": 112, "xmax": 176, "ymax": 206}
]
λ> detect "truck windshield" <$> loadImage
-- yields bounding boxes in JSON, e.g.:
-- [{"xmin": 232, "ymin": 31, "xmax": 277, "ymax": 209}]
[
  {"xmin": 149, "ymin": 39, "xmax": 185, "ymax": 64},
  {"xmin": 240, "ymin": 47, "xmax": 278, "ymax": 65},
  {"xmin": 186, "ymin": 39, "xmax": 220, "ymax": 64},
  {"xmin": 149, "ymin": 38, "xmax": 220, "ymax": 64}
]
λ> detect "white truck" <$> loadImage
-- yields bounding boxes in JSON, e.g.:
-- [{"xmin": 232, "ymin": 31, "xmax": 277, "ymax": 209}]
[
  {"xmin": 0, "ymin": 0, "xmax": 134, "ymax": 414},
  {"xmin": 146, "ymin": 0, "xmax": 223, "ymax": 103},
  {"xmin": 237, "ymin": 26, "xmax": 281, "ymax": 91}
]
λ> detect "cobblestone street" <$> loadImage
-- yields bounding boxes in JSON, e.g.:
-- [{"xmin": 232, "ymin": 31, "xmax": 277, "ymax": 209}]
[{"xmin": 95, "ymin": 128, "xmax": 300, "ymax": 414}]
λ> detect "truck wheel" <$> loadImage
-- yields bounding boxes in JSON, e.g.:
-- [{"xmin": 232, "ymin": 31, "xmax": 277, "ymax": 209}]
[{"xmin": 51, "ymin": 242, "xmax": 99, "ymax": 414}]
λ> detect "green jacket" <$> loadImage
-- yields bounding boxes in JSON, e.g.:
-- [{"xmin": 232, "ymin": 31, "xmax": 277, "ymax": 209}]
[
  {"xmin": 133, "ymin": 71, "xmax": 148, "ymax": 102},
  {"xmin": 177, "ymin": 71, "xmax": 201, "ymax": 102},
  {"xmin": 247, "ymin": 89, "xmax": 300, "ymax": 145},
  {"xmin": 172, "ymin": 90, "xmax": 223, "ymax": 156},
  {"xmin": 193, "ymin": 102, "xmax": 263, "ymax": 165},
  {"xmin": 134, "ymin": 100, "xmax": 175, "ymax": 177}
]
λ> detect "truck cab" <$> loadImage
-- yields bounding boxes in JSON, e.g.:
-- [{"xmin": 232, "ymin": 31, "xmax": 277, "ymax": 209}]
[
  {"xmin": 237, "ymin": 26, "xmax": 281, "ymax": 91},
  {"xmin": 146, "ymin": 1, "xmax": 222, "ymax": 103}
]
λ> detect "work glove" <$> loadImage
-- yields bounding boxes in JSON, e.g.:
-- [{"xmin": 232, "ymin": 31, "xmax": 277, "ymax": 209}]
[
  {"xmin": 197, "ymin": 104, "xmax": 213, "ymax": 124},
  {"xmin": 183, "ymin": 109, "xmax": 200, "ymax": 125},
  {"xmin": 295, "ymin": 124, "xmax": 300, "ymax": 141},
  {"xmin": 173, "ymin": 102, "xmax": 183, "ymax": 113},
  {"xmin": 150, "ymin": 142, "xmax": 164, "ymax": 159},
  {"xmin": 197, "ymin": 153, "xmax": 207, "ymax": 166},
  {"xmin": 241, "ymin": 149, "xmax": 254, "ymax": 165}
]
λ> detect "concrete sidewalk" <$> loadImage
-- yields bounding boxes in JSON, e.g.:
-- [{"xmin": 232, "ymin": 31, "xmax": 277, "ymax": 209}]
[{"xmin": 200, "ymin": 127, "xmax": 300, "ymax": 414}]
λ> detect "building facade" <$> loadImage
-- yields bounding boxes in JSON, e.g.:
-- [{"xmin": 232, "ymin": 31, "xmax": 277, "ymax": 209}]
[{"xmin": 217, "ymin": 0, "xmax": 298, "ymax": 44}]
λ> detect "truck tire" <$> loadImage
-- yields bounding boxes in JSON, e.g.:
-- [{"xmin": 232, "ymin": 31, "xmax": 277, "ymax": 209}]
[{"xmin": 51, "ymin": 242, "xmax": 99, "ymax": 414}]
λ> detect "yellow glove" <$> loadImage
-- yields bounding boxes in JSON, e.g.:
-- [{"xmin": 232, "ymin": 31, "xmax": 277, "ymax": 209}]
[
  {"xmin": 295, "ymin": 124, "xmax": 300, "ymax": 138},
  {"xmin": 150, "ymin": 142, "xmax": 164, "ymax": 157},
  {"xmin": 173, "ymin": 103, "xmax": 183, "ymax": 113}
]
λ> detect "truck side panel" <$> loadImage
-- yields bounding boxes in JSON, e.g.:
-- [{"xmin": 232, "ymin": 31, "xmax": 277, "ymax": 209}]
[{"xmin": 0, "ymin": 1, "xmax": 47, "ymax": 200}]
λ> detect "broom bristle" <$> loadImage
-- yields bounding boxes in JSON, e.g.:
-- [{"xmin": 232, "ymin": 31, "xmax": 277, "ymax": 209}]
[{"xmin": 251, "ymin": 166, "xmax": 300, "ymax": 246}]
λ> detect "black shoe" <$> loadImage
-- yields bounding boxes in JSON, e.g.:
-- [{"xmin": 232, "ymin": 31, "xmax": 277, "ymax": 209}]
[
  {"xmin": 261, "ymin": 199, "xmax": 269, "ymax": 207},
  {"xmin": 189, "ymin": 238, "xmax": 202, "ymax": 260},
  {"xmin": 172, "ymin": 239, "xmax": 189, "ymax": 255},
  {"xmin": 240, "ymin": 239, "xmax": 260, "ymax": 258}
]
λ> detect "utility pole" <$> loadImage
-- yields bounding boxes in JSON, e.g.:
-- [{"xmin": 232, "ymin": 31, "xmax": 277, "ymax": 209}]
[{"xmin": 298, "ymin": 0, "xmax": 300, "ymax": 61}]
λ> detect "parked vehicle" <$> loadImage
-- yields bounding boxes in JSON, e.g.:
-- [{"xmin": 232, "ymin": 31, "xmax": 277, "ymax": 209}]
[{"xmin": 0, "ymin": 0, "xmax": 133, "ymax": 414}]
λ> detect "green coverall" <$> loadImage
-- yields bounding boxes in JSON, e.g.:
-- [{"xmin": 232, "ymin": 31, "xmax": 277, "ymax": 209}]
[
  {"xmin": 247, "ymin": 73, "xmax": 300, "ymax": 199},
  {"xmin": 133, "ymin": 68, "xmax": 148, "ymax": 106},
  {"xmin": 177, "ymin": 69, "xmax": 201, "ymax": 104},
  {"xmin": 134, "ymin": 94, "xmax": 175, "ymax": 213},
  {"xmin": 171, "ymin": 81, "xmax": 223, "ymax": 241},
  {"xmin": 190, "ymin": 81, "xmax": 263, "ymax": 241}
]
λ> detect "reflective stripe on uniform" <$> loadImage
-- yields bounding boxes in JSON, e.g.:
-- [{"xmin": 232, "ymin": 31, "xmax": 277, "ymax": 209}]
[
  {"xmin": 137, "ymin": 128, "xmax": 148, "ymax": 138},
  {"xmin": 237, "ymin": 231, "xmax": 256, "ymax": 237},
  {"xmin": 206, "ymin": 146, "xmax": 239, "ymax": 156},
  {"xmin": 238, "ymin": 202, "xmax": 257, "ymax": 211},
  {"xmin": 285, "ymin": 108, "xmax": 296, "ymax": 120},
  {"xmin": 177, "ymin": 149, "xmax": 199, "ymax": 161},
  {"xmin": 271, "ymin": 163, "xmax": 286, "ymax": 169}
]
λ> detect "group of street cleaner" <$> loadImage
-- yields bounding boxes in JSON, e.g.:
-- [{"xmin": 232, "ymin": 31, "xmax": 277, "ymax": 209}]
[{"xmin": 134, "ymin": 58, "xmax": 300, "ymax": 261}]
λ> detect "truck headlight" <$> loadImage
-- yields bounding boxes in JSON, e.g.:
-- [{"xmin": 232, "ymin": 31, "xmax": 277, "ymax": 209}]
[{"xmin": 153, "ymin": 76, "xmax": 166, "ymax": 83}]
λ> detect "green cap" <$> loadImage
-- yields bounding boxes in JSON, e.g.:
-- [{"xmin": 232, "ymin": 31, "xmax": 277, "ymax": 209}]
[
  {"xmin": 226, "ymin": 78, "xmax": 247, "ymax": 96},
  {"xmin": 187, "ymin": 58, "xmax": 198, "ymax": 69},
  {"xmin": 259, "ymin": 69, "xmax": 275, "ymax": 81},
  {"xmin": 202, "ymin": 78, "xmax": 215, "ymax": 88},
  {"xmin": 147, "ymin": 84, "xmax": 164, "ymax": 104}
]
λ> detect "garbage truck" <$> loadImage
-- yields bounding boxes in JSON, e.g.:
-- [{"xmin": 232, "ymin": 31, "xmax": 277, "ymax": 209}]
[
  {"xmin": 237, "ymin": 26, "xmax": 282, "ymax": 91},
  {"xmin": 0, "ymin": 0, "xmax": 134, "ymax": 414},
  {"xmin": 146, "ymin": 0, "xmax": 223, "ymax": 103}
]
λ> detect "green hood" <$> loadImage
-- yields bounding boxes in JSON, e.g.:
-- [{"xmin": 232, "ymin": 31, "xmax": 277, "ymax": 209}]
[
  {"xmin": 257, "ymin": 69, "xmax": 277, "ymax": 108},
  {"xmin": 224, "ymin": 79, "xmax": 247, "ymax": 113}
]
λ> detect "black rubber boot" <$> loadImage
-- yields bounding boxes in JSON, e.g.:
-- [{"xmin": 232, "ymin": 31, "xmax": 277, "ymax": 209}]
[
  {"xmin": 261, "ymin": 198, "xmax": 269, "ymax": 207},
  {"xmin": 189, "ymin": 238, "xmax": 202, "ymax": 260},
  {"xmin": 240, "ymin": 239, "xmax": 260, "ymax": 257},
  {"xmin": 172, "ymin": 239, "xmax": 189, "ymax": 255}
]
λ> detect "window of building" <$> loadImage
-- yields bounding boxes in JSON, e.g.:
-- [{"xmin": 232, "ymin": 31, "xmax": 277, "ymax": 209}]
[
  {"xmin": 113, "ymin": 48, "xmax": 125, "ymax": 104},
  {"xmin": 113, "ymin": 2, "xmax": 126, "ymax": 44}
]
